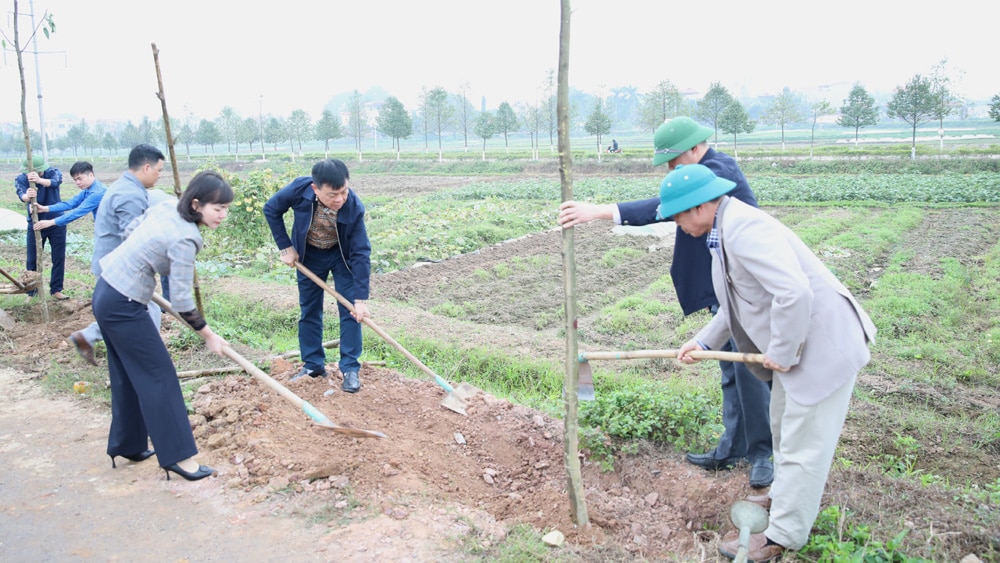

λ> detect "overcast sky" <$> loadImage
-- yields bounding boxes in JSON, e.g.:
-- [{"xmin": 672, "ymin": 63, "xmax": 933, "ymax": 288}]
[{"xmin": 2, "ymin": 0, "xmax": 996, "ymax": 126}]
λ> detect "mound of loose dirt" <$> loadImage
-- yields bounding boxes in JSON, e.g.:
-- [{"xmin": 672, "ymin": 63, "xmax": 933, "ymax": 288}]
[{"xmin": 192, "ymin": 358, "xmax": 760, "ymax": 558}]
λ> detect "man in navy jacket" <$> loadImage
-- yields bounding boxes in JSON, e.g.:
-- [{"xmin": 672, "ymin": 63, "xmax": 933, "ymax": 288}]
[
  {"xmin": 264, "ymin": 159, "xmax": 372, "ymax": 393},
  {"xmin": 559, "ymin": 116, "xmax": 773, "ymax": 488},
  {"xmin": 14, "ymin": 155, "xmax": 66, "ymax": 299}
]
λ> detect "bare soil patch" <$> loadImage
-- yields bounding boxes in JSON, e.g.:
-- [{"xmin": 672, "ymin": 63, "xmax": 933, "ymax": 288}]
[{"xmin": 2, "ymin": 174, "xmax": 998, "ymax": 560}]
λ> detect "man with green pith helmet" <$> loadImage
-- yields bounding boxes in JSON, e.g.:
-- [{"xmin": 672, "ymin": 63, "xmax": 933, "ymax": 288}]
[
  {"xmin": 558, "ymin": 116, "xmax": 774, "ymax": 489},
  {"xmin": 14, "ymin": 155, "xmax": 67, "ymax": 299}
]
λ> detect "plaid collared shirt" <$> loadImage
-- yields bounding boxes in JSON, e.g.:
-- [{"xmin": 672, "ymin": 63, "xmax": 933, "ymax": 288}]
[
  {"xmin": 706, "ymin": 226, "xmax": 719, "ymax": 250},
  {"xmin": 306, "ymin": 199, "xmax": 339, "ymax": 249},
  {"xmin": 706, "ymin": 214, "xmax": 722, "ymax": 262}
]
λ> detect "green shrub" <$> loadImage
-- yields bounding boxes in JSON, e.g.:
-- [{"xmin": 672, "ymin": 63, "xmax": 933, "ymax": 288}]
[
  {"xmin": 801, "ymin": 505, "xmax": 918, "ymax": 562},
  {"xmin": 201, "ymin": 167, "xmax": 299, "ymax": 271},
  {"xmin": 580, "ymin": 383, "xmax": 720, "ymax": 449}
]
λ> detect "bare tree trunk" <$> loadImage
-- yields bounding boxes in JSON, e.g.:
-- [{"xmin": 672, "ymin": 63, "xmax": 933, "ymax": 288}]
[
  {"xmin": 14, "ymin": 0, "xmax": 48, "ymax": 321},
  {"xmin": 558, "ymin": 0, "xmax": 588, "ymax": 527}
]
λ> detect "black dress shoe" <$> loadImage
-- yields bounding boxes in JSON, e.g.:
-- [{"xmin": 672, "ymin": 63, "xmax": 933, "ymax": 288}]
[
  {"xmin": 749, "ymin": 457, "xmax": 774, "ymax": 488},
  {"xmin": 685, "ymin": 451, "xmax": 743, "ymax": 471},
  {"xmin": 290, "ymin": 366, "xmax": 327, "ymax": 382},
  {"xmin": 110, "ymin": 449, "xmax": 155, "ymax": 469},
  {"xmin": 341, "ymin": 371, "xmax": 360, "ymax": 393},
  {"xmin": 163, "ymin": 463, "xmax": 216, "ymax": 481}
]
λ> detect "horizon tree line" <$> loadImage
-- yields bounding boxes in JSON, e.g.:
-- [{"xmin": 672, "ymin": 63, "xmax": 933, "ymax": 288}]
[{"xmin": 4, "ymin": 61, "xmax": 999, "ymax": 160}]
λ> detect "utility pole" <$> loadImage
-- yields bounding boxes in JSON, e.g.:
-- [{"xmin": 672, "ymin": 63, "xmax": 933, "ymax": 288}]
[
  {"xmin": 28, "ymin": 0, "xmax": 48, "ymax": 161},
  {"xmin": 259, "ymin": 94, "xmax": 266, "ymax": 161}
]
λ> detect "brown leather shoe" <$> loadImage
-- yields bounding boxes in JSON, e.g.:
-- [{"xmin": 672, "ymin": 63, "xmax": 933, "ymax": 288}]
[
  {"xmin": 68, "ymin": 331, "xmax": 97, "ymax": 366},
  {"xmin": 746, "ymin": 493, "xmax": 772, "ymax": 511},
  {"xmin": 718, "ymin": 531, "xmax": 785, "ymax": 562}
]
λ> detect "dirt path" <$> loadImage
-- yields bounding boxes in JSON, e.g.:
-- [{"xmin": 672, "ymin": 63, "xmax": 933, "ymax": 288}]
[
  {"xmin": 0, "ymin": 367, "xmax": 320, "ymax": 560},
  {"xmin": 0, "ymin": 367, "xmax": 499, "ymax": 562}
]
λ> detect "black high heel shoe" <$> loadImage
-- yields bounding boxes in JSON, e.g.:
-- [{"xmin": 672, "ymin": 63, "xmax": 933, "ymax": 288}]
[
  {"xmin": 163, "ymin": 463, "xmax": 216, "ymax": 481},
  {"xmin": 109, "ymin": 449, "xmax": 155, "ymax": 469}
]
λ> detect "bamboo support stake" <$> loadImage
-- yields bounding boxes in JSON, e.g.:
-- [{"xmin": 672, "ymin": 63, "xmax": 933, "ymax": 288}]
[
  {"xmin": 177, "ymin": 366, "xmax": 243, "ymax": 379},
  {"xmin": 178, "ymin": 359, "xmax": 385, "ymax": 380},
  {"xmin": 151, "ymin": 44, "xmax": 182, "ymax": 199},
  {"xmin": 557, "ymin": 0, "xmax": 588, "ymax": 526},
  {"xmin": 176, "ymin": 339, "xmax": 342, "ymax": 379},
  {"xmin": 151, "ymin": 43, "xmax": 202, "ymax": 315}
]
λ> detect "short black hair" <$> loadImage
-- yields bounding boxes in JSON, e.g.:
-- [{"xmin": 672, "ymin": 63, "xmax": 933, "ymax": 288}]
[
  {"xmin": 128, "ymin": 144, "xmax": 165, "ymax": 170},
  {"xmin": 177, "ymin": 170, "xmax": 234, "ymax": 224},
  {"xmin": 311, "ymin": 159, "xmax": 349, "ymax": 190},
  {"xmin": 69, "ymin": 161, "xmax": 94, "ymax": 176}
]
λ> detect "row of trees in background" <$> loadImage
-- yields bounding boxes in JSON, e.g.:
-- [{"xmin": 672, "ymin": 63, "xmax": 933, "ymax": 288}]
[{"xmin": 4, "ymin": 61, "xmax": 1000, "ymax": 161}]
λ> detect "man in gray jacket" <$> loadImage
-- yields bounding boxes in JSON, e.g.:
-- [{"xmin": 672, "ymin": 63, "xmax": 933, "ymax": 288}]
[
  {"xmin": 67, "ymin": 144, "xmax": 165, "ymax": 365},
  {"xmin": 665, "ymin": 164, "xmax": 876, "ymax": 561}
]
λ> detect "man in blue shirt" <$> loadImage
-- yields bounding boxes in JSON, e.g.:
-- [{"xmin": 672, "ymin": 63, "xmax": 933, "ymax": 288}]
[
  {"xmin": 14, "ymin": 155, "xmax": 66, "ymax": 299},
  {"xmin": 67, "ymin": 145, "xmax": 165, "ymax": 366},
  {"xmin": 559, "ymin": 116, "xmax": 774, "ymax": 489},
  {"xmin": 33, "ymin": 161, "xmax": 107, "ymax": 239}
]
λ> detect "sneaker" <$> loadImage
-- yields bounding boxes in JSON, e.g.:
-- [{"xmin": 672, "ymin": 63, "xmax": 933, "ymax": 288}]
[
  {"xmin": 341, "ymin": 371, "xmax": 360, "ymax": 393},
  {"xmin": 290, "ymin": 366, "xmax": 327, "ymax": 382}
]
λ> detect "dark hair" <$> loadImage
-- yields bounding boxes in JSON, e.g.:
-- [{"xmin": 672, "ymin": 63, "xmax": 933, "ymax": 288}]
[
  {"xmin": 69, "ymin": 161, "xmax": 94, "ymax": 176},
  {"xmin": 311, "ymin": 159, "xmax": 350, "ymax": 189},
  {"xmin": 128, "ymin": 143, "xmax": 165, "ymax": 170},
  {"xmin": 177, "ymin": 171, "xmax": 234, "ymax": 224}
]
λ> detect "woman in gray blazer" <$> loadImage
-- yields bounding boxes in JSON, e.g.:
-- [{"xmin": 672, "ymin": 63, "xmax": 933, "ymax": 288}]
[
  {"xmin": 93, "ymin": 171, "xmax": 234, "ymax": 482},
  {"xmin": 662, "ymin": 164, "xmax": 876, "ymax": 562}
]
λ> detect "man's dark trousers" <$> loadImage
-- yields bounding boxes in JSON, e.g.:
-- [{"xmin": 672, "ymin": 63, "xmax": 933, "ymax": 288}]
[{"xmin": 297, "ymin": 244, "xmax": 362, "ymax": 375}]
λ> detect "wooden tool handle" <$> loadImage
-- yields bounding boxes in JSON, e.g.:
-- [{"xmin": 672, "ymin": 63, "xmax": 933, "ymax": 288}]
[
  {"xmin": 151, "ymin": 293, "xmax": 387, "ymax": 438},
  {"xmin": 0, "ymin": 267, "xmax": 26, "ymax": 290},
  {"xmin": 293, "ymin": 261, "xmax": 454, "ymax": 392},
  {"xmin": 580, "ymin": 349, "xmax": 766, "ymax": 364},
  {"xmin": 151, "ymin": 294, "xmax": 310, "ymax": 408}
]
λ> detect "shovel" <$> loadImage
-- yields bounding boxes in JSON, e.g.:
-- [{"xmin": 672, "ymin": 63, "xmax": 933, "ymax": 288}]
[
  {"xmin": 294, "ymin": 261, "xmax": 480, "ymax": 416},
  {"xmin": 0, "ymin": 267, "xmax": 40, "ymax": 295},
  {"xmin": 151, "ymin": 294, "xmax": 387, "ymax": 439},
  {"xmin": 576, "ymin": 349, "xmax": 766, "ymax": 401},
  {"xmin": 728, "ymin": 500, "xmax": 769, "ymax": 563}
]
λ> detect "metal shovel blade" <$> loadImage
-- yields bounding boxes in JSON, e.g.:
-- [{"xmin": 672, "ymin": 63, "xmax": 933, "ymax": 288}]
[
  {"xmin": 729, "ymin": 500, "xmax": 769, "ymax": 563},
  {"xmin": 440, "ymin": 393, "xmax": 468, "ymax": 416},
  {"xmin": 312, "ymin": 420, "xmax": 388, "ymax": 439},
  {"xmin": 440, "ymin": 381, "xmax": 484, "ymax": 415},
  {"xmin": 577, "ymin": 360, "xmax": 595, "ymax": 401},
  {"xmin": 451, "ymin": 381, "xmax": 482, "ymax": 402}
]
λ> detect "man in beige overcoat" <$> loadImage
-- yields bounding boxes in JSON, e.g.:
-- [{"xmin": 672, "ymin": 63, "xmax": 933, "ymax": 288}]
[{"xmin": 663, "ymin": 164, "xmax": 877, "ymax": 561}]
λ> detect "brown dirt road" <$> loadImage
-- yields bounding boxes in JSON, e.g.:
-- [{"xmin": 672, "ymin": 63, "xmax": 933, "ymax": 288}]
[
  {"xmin": 0, "ymin": 366, "xmax": 323, "ymax": 561},
  {"xmin": 0, "ymin": 366, "xmax": 512, "ymax": 562}
]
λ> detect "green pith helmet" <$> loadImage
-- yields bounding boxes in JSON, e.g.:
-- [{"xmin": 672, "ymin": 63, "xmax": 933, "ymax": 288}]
[
  {"xmin": 652, "ymin": 116, "xmax": 714, "ymax": 167},
  {"xmin": 655, "ymin": 164, "xmax": 736, "ymax": 221},
  {"xmin": 20, "ymin": 155, "xmax": 48, "ymax": 173}
]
